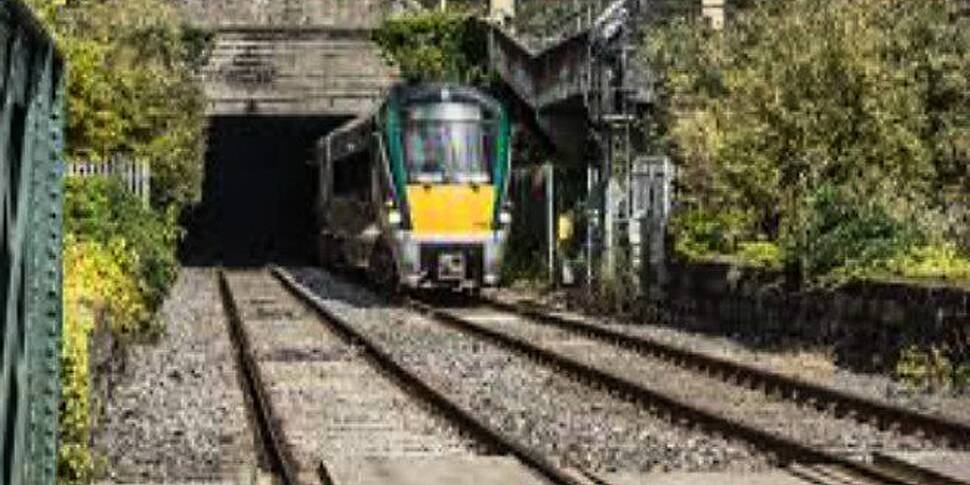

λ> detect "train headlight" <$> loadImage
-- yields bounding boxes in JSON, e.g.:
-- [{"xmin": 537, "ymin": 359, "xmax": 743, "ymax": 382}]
[
  {"xmin": 499, "ymin": 211, "xmax": 512, "ymax": 225},
  {"xmin": 388, "ymin": 210, "xmax": 403, "ymax": 226}
]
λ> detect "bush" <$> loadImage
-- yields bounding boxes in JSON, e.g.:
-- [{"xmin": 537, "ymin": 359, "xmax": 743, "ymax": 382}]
[
  {"xmin": 59, "ymin": 178, "xmax": 179, "ymax": 483},
  {"xmin": 885, "ymin": 244, "xmax": 970, "ymax": 282},
  {"xmin": 736, "ymin": 241, "xmax": 782, "ymax": 270},
  {"xmin": 29, "ymin": 0, "xmax": 209, "ymax": 209},
  {"xmin": 648, "ymin": 0, "xmax": 970, "ymax": 281},
  {"xmin": 372, "ymin": 9, "xmax": 491, "ymax": 84},
  {"xmin": 669, "ymin": 207, "xmax": 755, "ymax": 260},
  {"xmin": 591, "ymin": 251, "xmax": 640, "ymax": 315},
  {"xmin": 65, "ymin": 177, "xmax": 178, "ymax": 335},
  {"xmin": 60, "ymin": 236, "xmax": 145, "ymax": 483},
  {"xmin": 894, "ymin": 345, "xmax": 967, "ymax": 394},
  {"xmin": 795, "ymin": 185, "xmax": 923, "ymax": 279}
]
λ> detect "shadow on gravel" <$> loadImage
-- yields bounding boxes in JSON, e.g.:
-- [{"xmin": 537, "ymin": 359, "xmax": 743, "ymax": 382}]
[
  {"xmin": 530, "ymin": 286, "xmax": 851, "ymax": 370},
  {"xmin": 282, "ymin": 265, "xmax": 487, "ymax": 315},
  {"xmin": 283, "ymin": 266, "xmax": 396, "ymax": 311}
]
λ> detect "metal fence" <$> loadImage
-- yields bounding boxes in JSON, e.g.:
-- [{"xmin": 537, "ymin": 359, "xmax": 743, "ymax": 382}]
[
  {"xmin": 0, "ymin": 2, "xmax": 67, "ymax": 485},
  {"xmin": 67, "ymin": 158, "xmax": 151, "ymax": 207}
]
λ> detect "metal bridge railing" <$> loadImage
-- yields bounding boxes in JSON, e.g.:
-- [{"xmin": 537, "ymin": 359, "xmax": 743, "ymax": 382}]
[{"xmin": 0, "ymin": 2, "xmax": 67, "ymax": 485}]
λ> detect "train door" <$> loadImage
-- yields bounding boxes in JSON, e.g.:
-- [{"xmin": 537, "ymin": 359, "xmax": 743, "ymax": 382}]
[{"xmin": 330, "ymin": 152, "xmax": 375, "ymax": 267}]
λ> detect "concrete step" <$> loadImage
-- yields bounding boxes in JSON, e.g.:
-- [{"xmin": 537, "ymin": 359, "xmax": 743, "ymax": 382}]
[
  {"xmin": 180, "ymin": 0, "xmax": 390, "ymax": 28},
  {"xmin": 210, "ymin": 39, "xmax": 378, "ymax": 50},
  {"xmin": 605, "ymin": 467, "xmax": 872, "ymax": 485},
  {"xmin": 320, "ymin": 457, "xmax": 549, "ymax": 485}
]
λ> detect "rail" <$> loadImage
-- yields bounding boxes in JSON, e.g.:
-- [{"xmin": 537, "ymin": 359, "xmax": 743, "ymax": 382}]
[
  {"xmin": 269, "ymin": 268, "xmax": 591, "ymax": 485},
  {"xmin": 482, "ymin": 297, "xmax": 970, "ymax": 448},
  {"xmin": 407, "ymin": 297, "xmax": 967, "ymax": 485}
]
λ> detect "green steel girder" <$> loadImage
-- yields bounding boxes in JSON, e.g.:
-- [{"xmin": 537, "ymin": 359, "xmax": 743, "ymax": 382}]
[{"xmin": 0, "ymin": 2, "xmax": 66, "ymax": 485}]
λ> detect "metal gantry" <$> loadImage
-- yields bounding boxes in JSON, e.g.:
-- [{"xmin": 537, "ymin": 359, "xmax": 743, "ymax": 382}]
[{"xmin": 0, "ymin": 2, "xmax": 66, "ymax": 484}]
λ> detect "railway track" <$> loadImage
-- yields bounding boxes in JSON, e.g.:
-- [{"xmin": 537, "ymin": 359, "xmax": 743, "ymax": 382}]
[
  {"xmin": 400, "ymin": 295, "xmax": 970, "ymax": 485},
  {"xmin": 256, "ymin": 266, "xmax": 970, "ymax": 485},
  {"xmin": 480, "ymin": 295, "xmax": 970, "ymax": 448},
  {"xmin": 219, "ymin": 268, "xmax": 590, "ymax": 485}
]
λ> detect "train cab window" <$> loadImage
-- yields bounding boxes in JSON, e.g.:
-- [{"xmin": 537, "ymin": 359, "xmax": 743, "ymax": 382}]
[
  {"xmin": 403, "ymin": 102, "xmax": 494, "ymax": 185},
  {"xmin": 332, "ymin": 158, "xmax": 371, "ymax": 199}
]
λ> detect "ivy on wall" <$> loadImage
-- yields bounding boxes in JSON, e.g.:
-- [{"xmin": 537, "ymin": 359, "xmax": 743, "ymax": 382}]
[{"xmin": 372, "ymin": 9, "xmax": 491, "ymax": 85}]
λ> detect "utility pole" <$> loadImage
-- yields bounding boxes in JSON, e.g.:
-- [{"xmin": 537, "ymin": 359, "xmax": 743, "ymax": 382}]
[{"xmin": 546, "ymin": 163, "xmax": 556, "ymax": 284}]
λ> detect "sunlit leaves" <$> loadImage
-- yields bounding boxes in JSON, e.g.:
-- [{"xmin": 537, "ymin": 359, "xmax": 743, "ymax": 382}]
[
  {"xmin": 373, "ymin": 9, "xmax": 491, "ymax": 84},
  {"xmin": 647, "ymin": 0, "xmax": 970, "ymax": 274},
  {"xmin": 26, "ymin": 0, "xmax": 208, "ymax": 208}
]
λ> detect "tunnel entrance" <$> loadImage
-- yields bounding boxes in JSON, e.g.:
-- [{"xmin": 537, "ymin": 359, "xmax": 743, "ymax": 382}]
[{"xmin": 183, "ymin": 115, "xmax": 350, "ymax": 266}]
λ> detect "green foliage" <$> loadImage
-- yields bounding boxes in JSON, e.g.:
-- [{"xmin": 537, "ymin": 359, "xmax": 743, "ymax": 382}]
[
  {"xmin": 669, "ymin": 207, "xmax": 755, "ymax": 259},
  {"xmin": 894, "ymin": 345, "xmax": 966, "ymax": 394},
  {"xmin": 60, "ymin": 235, "xmax": 146, "ymax": 483},
  {"xmin": 65, "ymin": 178, "xmax": 178, "ymax": 329},
  {"xmin": 58, "ymin": 179, "xmax": 179, "ymax": 483},
  {"xmin": 592, "ymin": 251, "xmax": 640, "ymax": 315},
  {"xmin": 647, "ymin": 0, "xmax": 970, "ymax": 280},
  {"xmin": 794, "ymin": 184, "xmax": 923, "ymax": 279},
  {"xmin": 28, "ymin": 0, "xmax": 209, "ymax": 209},
  {"xmin": 735, "ymin": 241, "xmax": 782, "ymax": 270},
  {"xmin": 501, "ymin": 248, "xmax": 547, "ymax": 285},
  {"xmin": 885, "ymin": 244, "xmax": 970, "ymax": 282},
  {"xmin": 373, "ymin": 10, "xmax": 491, "ymax": 84},
  {"xmin": 955, "ymin": 363, "xmax": 970, "ymax": 394},
  {"xmin": 668, "ymin": 207, "xmax": 782, "ymax": 268}
]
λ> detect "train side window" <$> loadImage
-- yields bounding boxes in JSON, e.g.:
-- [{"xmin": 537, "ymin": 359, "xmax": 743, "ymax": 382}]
[{"xmin": 332, "ymin": 157, "xmax": 371, "ymax": 199}]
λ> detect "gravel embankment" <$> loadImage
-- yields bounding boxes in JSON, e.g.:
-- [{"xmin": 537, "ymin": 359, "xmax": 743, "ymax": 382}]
[
  {"xmin": 489, "ymin": 288, "xmax": 970, "ymax": 425},
  {"xmin": 94, "ymin": 268, "xmax": 259, "ymax": 483},
  {"xmin": 290, "ymin": 267, "xmax": 771, "ymax": 474},
  {"xmin": 449, "ymin": 307, "xmax": 939, "ymax": 456}
]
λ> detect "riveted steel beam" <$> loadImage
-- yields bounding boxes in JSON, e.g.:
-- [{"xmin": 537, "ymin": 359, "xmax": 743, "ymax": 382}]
[{"xmin": 0, "ymin": 3, "xmax": 65, "ymax": 485}]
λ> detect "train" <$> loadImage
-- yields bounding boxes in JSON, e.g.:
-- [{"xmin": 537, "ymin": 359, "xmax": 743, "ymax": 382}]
[{"xmin": 314, "ymin": 83, "xmax": 513, "ymax": 291}]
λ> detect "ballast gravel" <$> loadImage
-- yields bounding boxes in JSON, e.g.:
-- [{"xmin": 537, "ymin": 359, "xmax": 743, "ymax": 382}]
[
  {"xmin": 94, "ymin": 268, "xmax": 259, "ymax": 483},
  {"xmin": 223, "ymin": 270, "xmax": 478, "ymax": 484},
  {"xmin": 488, "ymin": 287, "xmax": 970, "ymax": 425},
  {"xmin": 449, "ymin": 307, "xmax": 939, "ymax": 456},
  {"xmin": 290, "ymin": 267, "xmax": 771, "ymax": 474}
]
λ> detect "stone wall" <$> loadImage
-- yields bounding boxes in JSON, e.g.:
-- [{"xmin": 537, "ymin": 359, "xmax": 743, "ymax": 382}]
[
  {"xmin": 202, "ymin": 29, "xmax": 398, "ymax": 116},
  {"xmin": 662, "ymin": 261, "xmax": 970, "ymax": 372},
  {"xmin": 178, "ymin": 0, "xmax": 404, "ymax": 28},
  {"xmin": 180, "ymin": 0, "xmax": 407, "ymax": 116}
]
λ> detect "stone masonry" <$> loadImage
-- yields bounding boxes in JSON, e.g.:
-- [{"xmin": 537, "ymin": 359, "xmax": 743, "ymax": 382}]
[{"xmin": 185, "ymin": 0, "xmax": 406, "ymax": 116}]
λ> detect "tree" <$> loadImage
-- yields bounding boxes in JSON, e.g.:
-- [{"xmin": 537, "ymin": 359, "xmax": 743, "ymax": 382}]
[
  {"xmin": 28, "ymin": 0, "xmax": 211, "ymax": 209},
  {"xmin": 646, "ymin": 0, "xmax": 970, "ymax": 275}
]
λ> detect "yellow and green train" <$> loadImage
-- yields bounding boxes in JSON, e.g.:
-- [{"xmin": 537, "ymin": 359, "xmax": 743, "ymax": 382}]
[{"xmin": 314, "ymin": 83, "xmax": 512, "ymax": 291}]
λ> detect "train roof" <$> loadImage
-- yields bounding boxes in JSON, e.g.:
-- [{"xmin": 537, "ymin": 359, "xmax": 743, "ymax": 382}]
[
  {"xmin": 317, "ymin": 83, "xmax": 504, "ymax": 165},
  {"xmin": 387, "ymin": 83, "xmax": 504, "ymax": 114}
]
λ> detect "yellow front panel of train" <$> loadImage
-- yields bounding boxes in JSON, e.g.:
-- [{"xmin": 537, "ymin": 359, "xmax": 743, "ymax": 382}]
[{"xmin": 406, "ymin": 184, "xmax": 495, "ymax": 235}]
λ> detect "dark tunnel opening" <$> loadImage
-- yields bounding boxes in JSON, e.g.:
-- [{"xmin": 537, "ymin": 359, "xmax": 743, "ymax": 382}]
[{"xmin": 182, "ymin": 115, "xmax": 350, "ymax": 267}]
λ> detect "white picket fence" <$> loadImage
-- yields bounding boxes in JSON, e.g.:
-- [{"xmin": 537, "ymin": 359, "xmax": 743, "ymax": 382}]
[{"xmin": 67, "ymin": 158, "xmax": 151, "ymax": 207}]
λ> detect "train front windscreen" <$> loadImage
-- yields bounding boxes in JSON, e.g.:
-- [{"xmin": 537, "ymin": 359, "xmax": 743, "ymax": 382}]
[{"xmin": 402, "ymin": 102, "xmax": 497, "ymax": 185}]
